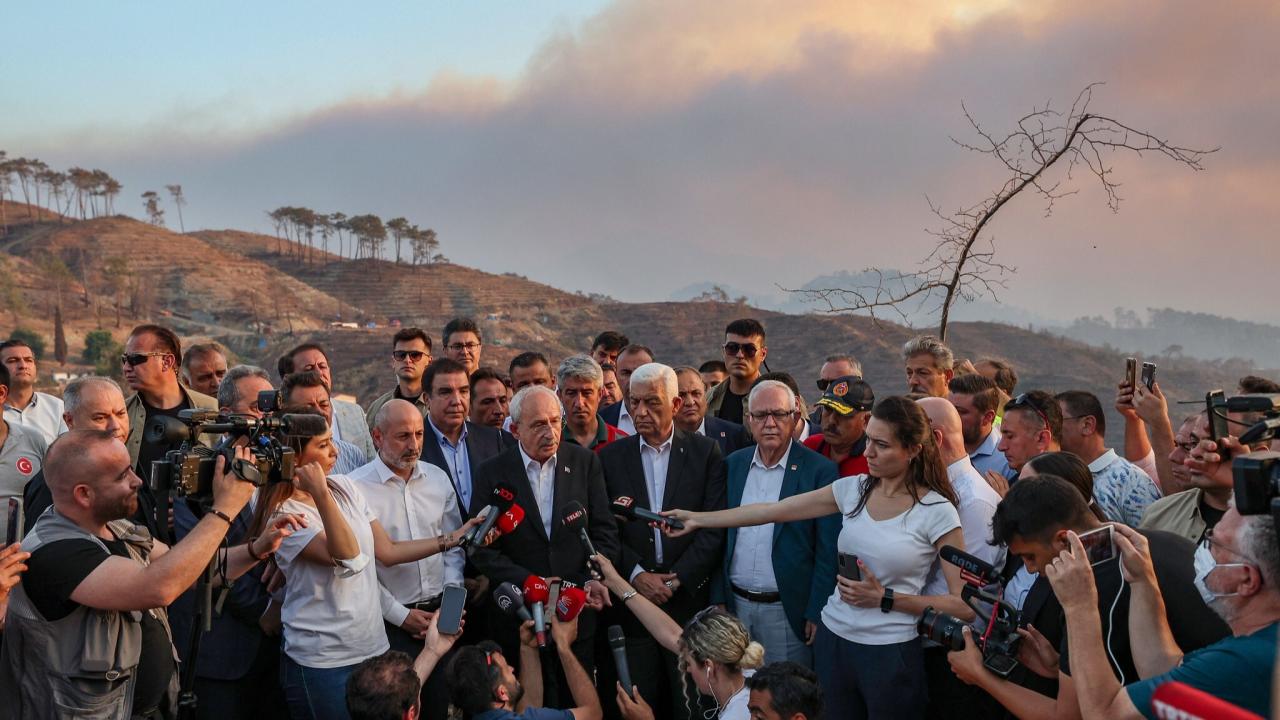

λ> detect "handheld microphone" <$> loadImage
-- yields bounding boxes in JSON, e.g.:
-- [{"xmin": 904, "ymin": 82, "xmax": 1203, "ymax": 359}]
[
  {"xmin": 940, "ymin": 545, "xmax": 1000, "ymax": 586},
  {"xmin": 279, "ymin": 413, "xmax": 331, "ymax": 438},
  {"xmin": 1150, "ymin": 681, "xmax": 1261, "ymax": 720},
  {"xmin": 493, "ymin": 582, "xmax": 533, "ymax": 623},
  {"xmin": 556, "ymin": 586, "xmax": 587, "ymax": 622},
  {"xmin": 460, "ymin": 482, "xmax": 516, "ymax": 548},
  {"xmin": 560, "ymin": 500, "xmax": 602, "ymax": 578},
  {"xmin": 522, "ymin": 575, "xmax": 550, "ymax": 646},
  {"xmin": 495, "ymin": 504, "xmax": 525, "ymax": 536},
  {"xmin": 611, "ymin": 496, "xmax": 685, "ymax": 530},
  {"xmin": 608, "ymin": 625, "xmax": 635, "ymax": 699}
]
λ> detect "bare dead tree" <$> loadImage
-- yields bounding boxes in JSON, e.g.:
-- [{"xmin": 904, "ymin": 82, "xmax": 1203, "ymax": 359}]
[{"xmin": 792, "ymin": 84, "xmax": 1216, "ymax": 342}]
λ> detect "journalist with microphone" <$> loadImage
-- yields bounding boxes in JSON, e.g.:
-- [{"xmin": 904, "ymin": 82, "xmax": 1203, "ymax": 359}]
[
  {"xmin": 468, "ymin": 385, "xmax": 621, "ymax": 709},
  {"xmin": 3, "ymin": 429, "xmax": 302, "ymax": 719}
]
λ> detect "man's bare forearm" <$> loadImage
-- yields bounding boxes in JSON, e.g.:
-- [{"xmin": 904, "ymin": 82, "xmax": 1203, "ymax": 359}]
[{"xmin": 558, "ymin": 644, "xmax": 603, "ymax": 720}]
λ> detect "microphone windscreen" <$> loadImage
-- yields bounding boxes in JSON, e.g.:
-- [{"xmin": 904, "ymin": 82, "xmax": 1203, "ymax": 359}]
[
  {"xmin": 282, "ymin": 413, "xmax": 330, "ymax": 438},
  {"xmin": 496, "ymin": 504, "xmax": 525, "ymax": 534},
  {"xmin": 560, "ymin": 500, "xmax": 588, "ymax": 531},
  {"xmin": 556, "ymin": 586, "xmax": 587, "ymax": 622},
  {"xmin": 490, "ymin": 482, "xmax": 517, "ymax": 511},
  {"xmin": 610, "ymin": 497, "xmax": 636, "ymax": 517},
  {"xmin": 522, "ymin": 576, "xmax": 549, "ymax": 604}
]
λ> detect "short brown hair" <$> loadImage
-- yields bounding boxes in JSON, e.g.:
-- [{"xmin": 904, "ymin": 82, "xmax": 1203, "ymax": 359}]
[{"xmin": 130, "ymin": 324, "xmax": 183, "ymax": 372}]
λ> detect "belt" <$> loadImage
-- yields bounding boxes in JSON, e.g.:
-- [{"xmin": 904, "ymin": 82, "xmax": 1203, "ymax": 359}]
[
  {"xmin": 405, "ymin": 594, "xmax": 443, "ymax": 613},
  {"xmin": 731, "ymin": 583, "xmax": 781, "ymax": 604}
]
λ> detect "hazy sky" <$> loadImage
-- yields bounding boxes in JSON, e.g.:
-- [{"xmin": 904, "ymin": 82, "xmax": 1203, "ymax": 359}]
[{"xmin": 6, "ymin": 0, "xmax": 1277, "ymax": 324}]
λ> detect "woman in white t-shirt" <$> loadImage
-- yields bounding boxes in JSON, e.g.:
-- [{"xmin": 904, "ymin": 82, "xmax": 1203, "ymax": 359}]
[
  {"xmin": 246, "ymin": 412, "xmax": 484, "ymax": 720},
  {"xmin": 666, "ymin": 396, "xmax": 974, "ymax": 719}
]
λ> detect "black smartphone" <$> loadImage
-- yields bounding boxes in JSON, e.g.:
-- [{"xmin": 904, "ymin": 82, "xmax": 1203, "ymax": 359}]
[
  {"xmin": 546, "ymin": 579, "xmax": 562, "ymax": 628},
  {"xmin": 1125, "ymin": 358, "xmax": 1137, "ymax": 389},
  {"xmin": 1078, "ymin": 525, "xmax": 1117, "ymax": 566},
  {"xmin": 6, "ymin": 497, "xmax": 23, "ymax": 546},
  {"xmin": 837, "ymin": 552, "xmax": 861, "ymax": 581},
  {"xmin": 1206, "ymin": 390, "xmax": 1229, "ymax": 443},
  {"xmin": 1141, "ymin": 362, "xmax": 1157, "ymax": 391},
  {"xmin": 436, "ymin": 583, "xmax": 468, "ymax": 635}
]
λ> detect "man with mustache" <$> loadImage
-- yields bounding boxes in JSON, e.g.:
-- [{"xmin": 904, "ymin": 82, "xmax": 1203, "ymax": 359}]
[
  {"xmin": 802, "ymin": 376, "xmax": 872, "ymax": 478},
  {"xmin": 350, "ymin": 399, "xmax": 465, "ymax": 720}
]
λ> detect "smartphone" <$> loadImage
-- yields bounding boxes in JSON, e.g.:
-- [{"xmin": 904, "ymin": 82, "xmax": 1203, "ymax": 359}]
[
  {"xmin": 1078, "ymin": 525, "xmax": 1117, "ymax": 566},
  {"xmin": 1206, "ymin": 390, "xmax": 1229, "ymax": 443},
  {"xmin": 1124, "ymin": 358, "xmax": 1137, "ymax": 389},
  {"xmin": 546, "ymin": 579, "xmax": 563, "ymax": 628},
  {"xmin": 6, "ymin": 497, "xmax": 23, "ymax": 546},
  {"xmin": 837, "ymin": 552, "xmax": 861, "ymax": 581},
  {"xmin": 1140, "ymin": 362, "xmax": 1157, "ymax": 391},
  {"xmin": 436, "ymin": 583, "xmax": 468, "ymax": 635}
]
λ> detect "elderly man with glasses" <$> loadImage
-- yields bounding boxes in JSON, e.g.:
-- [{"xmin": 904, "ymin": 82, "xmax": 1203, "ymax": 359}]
[{"xmin": 704, "ymin": 318, "xmax": 769, "ymax": 427}]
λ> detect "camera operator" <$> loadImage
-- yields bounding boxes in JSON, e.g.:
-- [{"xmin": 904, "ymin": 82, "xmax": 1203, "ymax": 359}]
[
  {"xmin": 1046, "ymin": 505, "xmax": 1279, "ymax": 718},
  {"xmin": 3, "ymin": 429, "xmax": 301, "ymax": 719},
  {"xmin": 947, "ymin": 475, "xmax": 1227, "ymax": 720}
]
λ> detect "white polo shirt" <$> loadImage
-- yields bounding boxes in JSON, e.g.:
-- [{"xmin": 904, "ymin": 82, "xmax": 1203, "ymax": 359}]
[{"xmin": 3, "ymin": 391, "xmax": 67, "ymax": 445}]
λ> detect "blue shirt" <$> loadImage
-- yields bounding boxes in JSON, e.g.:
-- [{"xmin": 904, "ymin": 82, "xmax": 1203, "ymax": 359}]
[
  {"xmin": 1088, "ymin": 449, "xmax": 1162, "ymax": 527},
  {"xmin": 1126, "ymin": 622, "xmax": 1276, "ymax": 719},
  {"xmin": 428, "ymin": 417, "xmax": 472, "ymax": 510},
  {"xmin": 969, "ymin": 427, "xmax": 1013, "ymax": 480},
  {"xmin": 474, "ymin": 708, "xmax": 574, "ymax": 720}
]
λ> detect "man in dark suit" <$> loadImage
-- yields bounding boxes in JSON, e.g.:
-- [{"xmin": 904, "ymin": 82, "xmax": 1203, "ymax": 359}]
[
  {"xmin": 674, "ymin": 365, "xmax": 750, "ymax": 457},
  {"xmin": 468, "ymin": 385, "xmax": 621, "ymax": 708},
  {"xmin": 599, "ymin": 363, "xmax": 727, "ymax": 719},
  {"xmin": 711, "ymin": 379, "xmax": 840, "ymax": 669},
  {"xmin": 599, "ymin": 344, "xmax": 654, "ymax": 435}
]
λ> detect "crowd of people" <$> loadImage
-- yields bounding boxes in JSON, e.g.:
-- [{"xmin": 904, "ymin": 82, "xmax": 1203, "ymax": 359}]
[{"xmin": 0, "ymin": 317, "xmax": 1276, "ymax": 720}]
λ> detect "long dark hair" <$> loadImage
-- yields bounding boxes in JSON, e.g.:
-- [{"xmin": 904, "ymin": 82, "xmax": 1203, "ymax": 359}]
[
  {"xmin": 1024, "ymin": 451, "xmax": 1108, "ymax": 522},
  {"xmin": 846, "ymin": 396, "xmax": 957, "ymax": 518},
  {"xmin": 246, "ymin": 409, "xmax": 350, "ymax": 539}
]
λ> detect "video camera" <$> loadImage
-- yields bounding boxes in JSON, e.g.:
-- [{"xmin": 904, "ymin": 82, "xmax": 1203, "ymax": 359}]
[
  {"xmin": 1226, "ymin": 394, "xmax": 1280, "ymax": 551},
  {"xmin": 918, "ymin": 546, "xmax": 1022, "ymax": 677},
  {"xmin": 145, "ymin": 389, "xmax": 322, "ymax": 501}
]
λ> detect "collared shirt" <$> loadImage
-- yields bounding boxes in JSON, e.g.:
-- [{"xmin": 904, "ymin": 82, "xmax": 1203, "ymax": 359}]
[
  {"xmin": 729, "ymin": 444, "xmax": 791, "ymax": 593},
  {"xmin": 969, "ymin": 427, "xmax": 1013, "ymax": 480},
  {"xmin": 563, "ymin": 414, "xmax": 627, "ymax": 451},
  {"xmin": 334, "ymin": 439, "xmax": 368, "ymax": 476},
  {"xmin": 3, "ymin": 391, "xmax": 67, "ymax": 444},
  {"xmin": 519, "ymin": 445, "xmax": 557, "ymax": 537},
  {"xmin": 428, "ymin": 417, "xmax": 473, "ymax": 511},
  {"xmin": 923, "ymin": 455, "xmax": 1005, "ymax": 596},
  {"xmin": 640, "ymin": 430, "xmax": 673, "ymax": 566},
  {"xmin": 1089, "ymin": 448, "xmax": 1162, "ymax": 526},
  {"xmin": 615, "ymin": 402, "xmax": 636, "ymax": 436},
  {"xmin": 364, "ymin": 385, "xmax": 429, "ymax": 429},
  {"xmin": 349, "ymin": 456, "xmax": 463, "ymax": 627},
  {"xmin": 0, "ymin": 420, "xmax": 47, "ymax": 538},
  {"xmin": 1139, "ymin": 487, "xmax": 1210, "ymax": 545},
  {"xmin": 803, "ymin": 434, "xmax": 868, "ymax": 478}
]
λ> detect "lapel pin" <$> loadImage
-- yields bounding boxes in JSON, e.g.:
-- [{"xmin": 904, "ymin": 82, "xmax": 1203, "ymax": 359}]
[
  {"xmin": 790, "ymin": 465, "xmax": 798, "ymax": 471},
  {"xmin": 564, "ymin": 466, "xmax": 571, "ymax": 474}
]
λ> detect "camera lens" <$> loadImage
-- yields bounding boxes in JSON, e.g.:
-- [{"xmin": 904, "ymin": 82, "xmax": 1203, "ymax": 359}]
[{"xmin": 918, "ymin": 607, "xmax": 967, "ymax": 651}]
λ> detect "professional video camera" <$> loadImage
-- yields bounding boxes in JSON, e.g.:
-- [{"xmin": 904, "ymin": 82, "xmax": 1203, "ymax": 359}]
[
  {"xmin": 1225, "ymin": 394, "xmax": 1280, "ymax": 549},
  {"xmin": 918, "ymin": 546, "xmax": 1022, "ymax": 677},
  {"xmin": 144, "ymin": 389, "xmax": 323, "ymax": 501}
]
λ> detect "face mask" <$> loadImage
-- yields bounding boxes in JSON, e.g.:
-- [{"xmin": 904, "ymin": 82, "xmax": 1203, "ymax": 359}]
[{"xmin": 1193, "ymin": 543, "xmax": 1248, "ymax": 606}]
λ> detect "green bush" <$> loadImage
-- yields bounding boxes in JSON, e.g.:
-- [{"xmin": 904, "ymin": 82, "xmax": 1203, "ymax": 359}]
[
  {"xmin": 8, "ymin": 328, "xmax": 45, "ymax": 359},
  {"xmin": 83, "ymin": 330, "xmax": 117, "ymax": 365}
]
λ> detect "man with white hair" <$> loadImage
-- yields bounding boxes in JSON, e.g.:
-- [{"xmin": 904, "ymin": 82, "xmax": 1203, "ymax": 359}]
[
  {"xmin": 598, "ymin": 362, "xmax": 727, "ymax": 719},
  {"xmin": 712, "ymin": 380, "xmax": 841, "ymax": 669},
  {"xmin": 557, "ymin": 354, "xmax": 626, "ymax": 451}
]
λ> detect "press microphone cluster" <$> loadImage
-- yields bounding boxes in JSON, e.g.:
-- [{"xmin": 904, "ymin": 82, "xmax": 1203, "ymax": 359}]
[
  {"xmin": 560, "ymin": 500, "xmax": 602, "ymax": 578},
  {"xmin": 460, "ymin": 482, "xmax": 517, "ymax": 549},
  {"xmin": 522, "ymin": 576, "xmax": 550, "ymax": 647},
  {"xmin": 556, "ymin": 585, "xmax": 587, "ymax": 622},
  {"xmin": 611, "ymin": 496, "xmax": 685, "ymax": 530}
]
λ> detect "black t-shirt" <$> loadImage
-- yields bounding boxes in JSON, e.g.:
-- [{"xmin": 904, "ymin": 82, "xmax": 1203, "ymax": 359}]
[
  {"xmin": 1058, "ymin": 529, "xmax": 1230, "ymax": 681},
  {"xmin": 136, "ymin": 397, "xmax": 191, "ymax": 482},
  {"xmin": 1198, "ymin": 497, "xmax": 1227, "ymax": 539},
  {"xmin": 25, "ymin": 538, "xmax": 175, "ymax": 712},
  {"xmin": 718, "ymin": 387, "xmax": 746, "ymax": 425}
]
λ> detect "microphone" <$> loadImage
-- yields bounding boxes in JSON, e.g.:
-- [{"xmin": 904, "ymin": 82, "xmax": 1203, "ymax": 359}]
[
  {"xmin": 560, "ymin": 500, "xmax": 602, "ymax": 578},
  {"xmin": 492, "ymin": 582, "xmax": 533, "ymax": 623},
  {"xmin": 522, "ymin": 575, "xmax": 550, "ymax": 647},
  {"xmin": 1150, "ymin": 681, "xmax": 1261, "ymax": 720},
  {"xmin": 459, "ymin": 482, "xmax": 516, "ymax": 549},
  {"xmin": 608, "ymin": 625, "xmax": 635, "ymax": 699},
  {"xmin": 280, "ymin": 413, "xmax": 331, "ymax": 438},
  {"xmin": 495, "ymin": 504, "xmax": 525, "ymax": 536},
  {"xmin": 940, "ymin": 545, "xmax": 1000, "ymax": 585},
  {"xmin": 611, "ymin": 496, "xmax": 685, "ymax": 530},
  {"xmin": 556, "ymin": 586, "xmax": 587, "ymax": 622}
]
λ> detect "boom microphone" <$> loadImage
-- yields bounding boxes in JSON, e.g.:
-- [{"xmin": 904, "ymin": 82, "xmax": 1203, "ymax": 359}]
[
  {"xmin": 560, "ymin": 500, "xmax": 602, "ymax": 578},
  {"xmin": 608, "ymin": 625, "xmax": 635, "ymax": 699},
  {"xmin": 523, "ymin": 576, "xmax": 550, "ymax": 647},
  {"xmin": 280, "ymin": 413, "xmax": 331, "ymax": 438},
  {"xmin": 460, "ymin": 482, "xmax": 516, "ymax": 549},
  {"xmin": 940, "ymin": 545, "xmax": 1000, "ymax": 585},
  {"xmin": 1150, "ymin": 681, "xmax": 1261, "ymax": 720},
  {"xmin": 611, "ymin": 496, "xmax": 685, "ymax": 530},
  {"xmin": 493, "ymin": 582, "xmax": 533, "ymax": 623},
  {"xmin": 556, "ymin": 586, "xmax": 587, "ymax": 622}
]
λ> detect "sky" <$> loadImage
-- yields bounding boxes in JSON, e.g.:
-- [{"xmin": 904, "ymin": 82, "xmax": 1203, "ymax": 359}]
[{"xmin": 4, "ymin": 0, "xmax": 1277, "ymax": 325}]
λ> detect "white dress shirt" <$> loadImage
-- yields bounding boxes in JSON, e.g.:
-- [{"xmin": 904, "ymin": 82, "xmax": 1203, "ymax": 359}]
[
  {"xmin": 639, "ymin": 430, "xmax": 673, "ymax": 569},
  {"xmin": 348, "ymin": 456, "xmax": 464, "ymax": 627},
  {"xmin": 3, "ymin": 391, "xmax": 67, "ymax": 444},
  {"xmin": 520, "ymin": 445, "xmax": 558, "ymax": 537},
  {"xmin": 616, "ymin": 403, "xmax": 636, "ymax": 436},
  {"xmin": 923, "ymin": 455, "xmax": 1005, "ymax": 596},
  {"xmin": 729, "ymin": 444, "xmax": 791, "ymax": 593}
]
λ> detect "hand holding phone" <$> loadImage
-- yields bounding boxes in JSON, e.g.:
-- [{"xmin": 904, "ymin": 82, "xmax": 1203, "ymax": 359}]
[
  {"xmin": 1124, "ymin": 358, "xmax": 1137, "ymax": 390},
  {"xmin": 6, "ymin": 498, "xmax": 23, "ymax": 546},
  {"xmin": 1140, "ymin": 362, "xmax": 1157, "ymax": 391},
  {"xmin": 436, "ymin": 583, "xmax": 468, "ymax": 635},
  {"xmin": 1206, "ymin": 390, "xmax": 1229, "ymax": 443},
  {"xmin": 837, "ymin": 552, "xmax": 861, "ymax": 581},
  {"xmin": 1077, "ymin": 525, "xmax": 1117, "ymax": 566}
]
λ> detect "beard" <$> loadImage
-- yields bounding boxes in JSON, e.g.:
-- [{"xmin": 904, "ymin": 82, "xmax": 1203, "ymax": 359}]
[
  {"xmin": 382, "ymin": 449, "xmax": 419, "ymax": 472},
  {"xmin": 97, "ymin": 492, "xmax": 138, "ymax": 523}
]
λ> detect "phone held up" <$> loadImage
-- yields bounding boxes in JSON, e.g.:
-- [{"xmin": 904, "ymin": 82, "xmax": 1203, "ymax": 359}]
[{"xmin": 1077, "ymin": 525, "xmax": 1117, "ymax": 566}]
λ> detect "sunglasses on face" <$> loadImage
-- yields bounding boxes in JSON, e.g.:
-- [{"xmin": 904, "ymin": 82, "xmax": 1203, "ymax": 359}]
[
  {"xmin": 120, "ymin": 352, "xmax": 169, "ymax": 367},
  {"xmin": 392, "ymin": 350, "xmax": 428, "ymax": 362},
  {"xmin": 723, "ymin": 342, "xmax": 760, "ymax": 358}
]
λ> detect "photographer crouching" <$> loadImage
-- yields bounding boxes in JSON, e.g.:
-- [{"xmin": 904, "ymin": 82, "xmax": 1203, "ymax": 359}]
[{"xmin": 2, "ymin": 429, "xmax": 303, "ymax": 719}]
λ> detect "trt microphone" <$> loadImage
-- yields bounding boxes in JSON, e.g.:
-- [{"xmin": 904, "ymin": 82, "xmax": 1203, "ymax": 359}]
[
  {"xmin": 608, "ymin": 625, "xmax": 635, "ymax": 699},
  {"xmin": 940, "ymin": 545, "xmax": 1000, "ymax": 585},
  {"xmin": 560, "ymin": 500, "xmax": 602, "ymax": 578},
  {"xmin": 611, "ymin": 496, "xmax": 685, "ymax": 530},
  {"xmin": 493, "ymin": 582, "xmax": 533, "ymax": 623},
  {"xmin": 495, "ymin": 504, "xmax": 525, "ymax": 536},
  {"xmin": 1150, "ymin": 681, "xmax": 1262, "ymax": 720},
  {"xmin": 556, "ymin": 586, "xmax": 587, "ymax": 622},
  {"xmin": 460, "ymin": 482, "xmax": 516, "ymax": 548},
  {"xmin": 523, "ymin": 576, "xmax": 550, "ymax": 647}
]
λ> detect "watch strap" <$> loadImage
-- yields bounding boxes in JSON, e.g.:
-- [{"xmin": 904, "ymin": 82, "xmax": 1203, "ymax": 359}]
[{"xmin": 880, "ymin": 587, "xmax": 895, "ymax": 613}]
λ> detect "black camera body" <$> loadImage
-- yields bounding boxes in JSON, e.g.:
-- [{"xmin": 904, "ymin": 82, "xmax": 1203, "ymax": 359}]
[
  {"xmin": 918, "ymin": 546, "xmax": 1022, "ymax": 677},
  {"xmin": 1224, "ymin": 393, "xmax": 1280, "ymax": 553}
]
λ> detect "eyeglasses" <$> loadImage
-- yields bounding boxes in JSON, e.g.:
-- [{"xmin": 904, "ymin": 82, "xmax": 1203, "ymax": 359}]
[
  {"xmin": 1009, "ymin": 393, "xmax": 1052, "ymax": 432},
  {"xmin": 120, "ymin": 352, "xmax": 169, "ymax": 367},
  {"xmin": 1204, "ymin": 528, "xmax": 1257, "ymax": 565},
  {"xmin": 748, "ymin": 410, "xmax": 794, "ymax": 424},
  {"xmin": 392, "ymin": 350, "xmax": 428, "ymax": 362},
  {"xmin": 447, "ymin": 342, "xmax": 482, "ymax": 352},
  {"xmin": 724, "ymin": 342, "xmax": 760, "ymax": 358}
]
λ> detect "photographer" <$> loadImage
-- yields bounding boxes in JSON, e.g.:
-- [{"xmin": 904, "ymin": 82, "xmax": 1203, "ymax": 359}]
[
  {"xmin": 4, "ymin": 429, "xmax": 300, "ymax": 719},
  {"xmin": 947, "ymin": 475, "xmax": 1227, "ymax": 720},
  {"xmin": 1046, "ymin": 510, "xmax": 1278, "ymax": 717}
]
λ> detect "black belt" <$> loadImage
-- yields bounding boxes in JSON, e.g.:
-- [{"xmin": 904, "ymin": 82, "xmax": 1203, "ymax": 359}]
[
  {"xmin": 731, "ymin": 583, "xmax": 781, "ymax": 604},
  {"xmin": 405, "ymin": 594, "xmax": 443, "ymax": 613}
]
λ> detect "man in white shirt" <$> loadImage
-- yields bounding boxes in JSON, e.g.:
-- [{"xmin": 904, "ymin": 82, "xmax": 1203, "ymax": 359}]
[
  {"xmin": 350, "ymin": 399, "xmax": 463, "ymax": 720},
  {"xmin": 1, "ymin": 339, "xmax": 67, "ymax": 444},
  {"xmin": 1056, "ymin": 390, "xmax": 1161, "ymax": 525}
]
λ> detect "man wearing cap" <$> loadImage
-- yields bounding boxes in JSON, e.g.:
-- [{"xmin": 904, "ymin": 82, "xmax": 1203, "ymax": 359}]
[{"xmin": 802, "ymin": 376, "xmax": 872, "ymax": 478}]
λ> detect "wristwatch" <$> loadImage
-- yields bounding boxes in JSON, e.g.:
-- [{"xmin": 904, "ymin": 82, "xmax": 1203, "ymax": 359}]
[{"xmin": 880, "ymin": 588, "xmax": 895, "ymax": 614}]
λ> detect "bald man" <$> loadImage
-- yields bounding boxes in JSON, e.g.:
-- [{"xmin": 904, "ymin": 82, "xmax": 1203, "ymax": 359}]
[
  {"xmin": 348, "ymin": 399, "xmax": 464, "ymax": 720},
  {"xmin": 916, "ymin": 397, "xmax": 1007, "ymax": 718}
]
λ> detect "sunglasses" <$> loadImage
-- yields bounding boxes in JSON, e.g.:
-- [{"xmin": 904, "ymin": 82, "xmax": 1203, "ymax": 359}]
[
  {"xmin": 1009, "ymin": 393, "xmax": 1052, "ymax": 432},
  {"xmin": 723, "ymin": 342, "xmax": 760, "ymax": 358},
  {"xmin": 392, "ymin": 350, "xmax": 428, "ymax": 362},
  {"xmin": 120, "ymin": 351, "xmax": 169, "ymax": 367}
]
